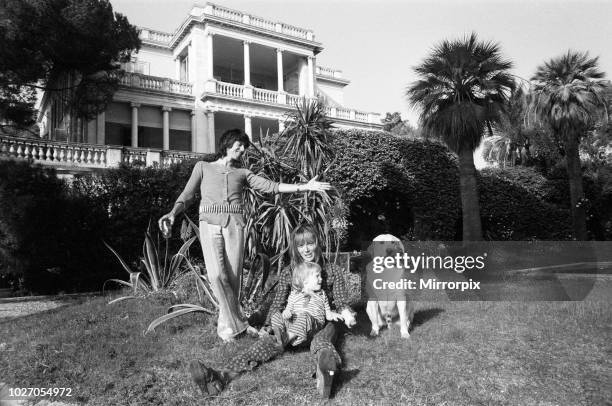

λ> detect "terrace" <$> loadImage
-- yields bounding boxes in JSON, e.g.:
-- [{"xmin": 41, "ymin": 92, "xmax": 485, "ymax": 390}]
[{"xmin": 0, "ymin": 135, "xmax": 207, "ymax": 172}]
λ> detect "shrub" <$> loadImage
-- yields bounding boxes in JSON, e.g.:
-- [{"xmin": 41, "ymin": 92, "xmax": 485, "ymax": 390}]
[
  {"xmin": 478, "ymin": 168, "xmax": 572, "ymax": 240},
  {"xmin": 0, "ymin": 160, "xmax": 109, "ymax": 293},
  {"xmin": 326, "ymin": 129, "xmax": 577, "ymax": 243},
  {"xmin": 327, "ymin": 129, "xmax": 461, "ymax": 243},
  {"xmin": 71, "ymin": 158, "xmax": 214, "ymax": 272}
]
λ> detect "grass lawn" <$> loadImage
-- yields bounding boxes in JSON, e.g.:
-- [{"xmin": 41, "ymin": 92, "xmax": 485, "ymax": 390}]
[{"xmin": 1, "ymin": 283, "xmax": 611, "ymax": 406}]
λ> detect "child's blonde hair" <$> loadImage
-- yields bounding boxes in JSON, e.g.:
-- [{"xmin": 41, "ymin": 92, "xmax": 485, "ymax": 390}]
[{"xmin": 291, "ymin": 261, "xmax": 321, "ymax": 291}]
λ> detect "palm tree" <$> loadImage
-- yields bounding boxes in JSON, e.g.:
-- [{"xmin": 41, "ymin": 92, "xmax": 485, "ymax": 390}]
[
  {"xmin": 407, "ymin": 33, "xmax": 514, "ymax": 241},
  {"xmin": 531, "ymin": 51, "xmax": 609, "ymax": 240}
]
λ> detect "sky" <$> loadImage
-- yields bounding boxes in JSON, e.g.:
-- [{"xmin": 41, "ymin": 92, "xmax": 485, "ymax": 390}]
[{"xmin": 110, "ymin": 0, "xmax": 612, "ymax": 126}]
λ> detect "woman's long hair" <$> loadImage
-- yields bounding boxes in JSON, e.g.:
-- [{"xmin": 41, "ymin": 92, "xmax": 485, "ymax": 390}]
[{"xmin": 289, "ymin": 224, "xmax": 323, "ymax": 268}]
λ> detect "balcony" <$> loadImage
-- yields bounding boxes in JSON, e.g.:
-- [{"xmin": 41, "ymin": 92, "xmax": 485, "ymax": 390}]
[
  {"xmin": 138, "ymin": 3, "xmax": 316, "ymax": 48},
  {"xmin": 0, "ymin": 135, "xmax": 208, "ymax": 171},
  {"xmin": 202, "ymin": 3, "xmax": 314, "ymax": 41},
  {"xmin": 209, "ymin": 80, "xmax": 381, "ymax": 125},
  {"xmin": 117, "ymin": 72, "xmax": 193, "ymax": 97}
]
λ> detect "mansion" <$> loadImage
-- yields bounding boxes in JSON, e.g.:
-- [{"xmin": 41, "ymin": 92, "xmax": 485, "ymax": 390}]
[{"xmin": 33, "ymin": 3, "xmax": 382, "ymax": 163}]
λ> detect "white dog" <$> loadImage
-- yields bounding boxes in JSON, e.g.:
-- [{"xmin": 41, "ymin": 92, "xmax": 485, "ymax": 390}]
[{"xmin": 366, "ymin": 234, "xmax": 414, "ymax": 339}]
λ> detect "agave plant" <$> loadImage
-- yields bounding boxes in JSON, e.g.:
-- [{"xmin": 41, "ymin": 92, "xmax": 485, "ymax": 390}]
[{"xmin": 103, "ymin": 223, "xmax": 196, "ymax": 304}]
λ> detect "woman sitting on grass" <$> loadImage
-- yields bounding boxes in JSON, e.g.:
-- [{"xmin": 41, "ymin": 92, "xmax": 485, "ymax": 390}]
[{"xmin": 189, "ymin": 224, "xmax": 355, "ymax": 399}]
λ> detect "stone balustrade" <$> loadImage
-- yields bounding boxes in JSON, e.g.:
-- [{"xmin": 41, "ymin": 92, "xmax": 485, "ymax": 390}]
[
  {"xmin": 0, "ymin": 135, "xmax": 209, "ymax": 171},
  {"xmin": 139, "ymin": 28, "xmax": 174, "ymax": 44},
  {"xmin": 316, "ymin": 66, "xmax": 343, "ymax": 79},
  {"xmin": 211, "ymin": 80, "xmax": 380, "ymax": 124},
  {"xmin": 216, "ymin": 81, "xmax": 244, "ymax": 98},
  {"xmin": 203, "ymin": 3, "xmax": 314, "ymax": 41},
  {"xmin": 118, "ymin": 72, "xmax": 193, "ymax": 96},
  {"xmin": 253, "ymin": 87, "xmax": 278, "ymax": 103}
]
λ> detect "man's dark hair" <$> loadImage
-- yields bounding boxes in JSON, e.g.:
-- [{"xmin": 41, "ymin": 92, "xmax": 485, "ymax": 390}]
[{"xmin": 218, "ymin": 129, "xmax": 251, "ymax": 156}]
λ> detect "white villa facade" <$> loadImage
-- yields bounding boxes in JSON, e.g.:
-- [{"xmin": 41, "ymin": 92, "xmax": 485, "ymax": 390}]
[{"xmin": 32, "ymin": 3, "xmax": 382, "ymax": 164}]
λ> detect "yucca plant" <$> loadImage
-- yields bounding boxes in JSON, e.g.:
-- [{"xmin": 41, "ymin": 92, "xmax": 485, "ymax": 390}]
[
  {"xmin": 242, "ymin": 98, "xmax": 347, "ymax": 273},
  {"xmin": 103, "ymin": 223, "xmax": 196, "ymax": 304}
]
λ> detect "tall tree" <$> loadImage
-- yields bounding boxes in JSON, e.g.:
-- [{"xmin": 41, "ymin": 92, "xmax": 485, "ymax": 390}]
[
  {"xmin": 382, "ymin": 112, "xmax": 421, "ymax": 139},
  {"xmin": 0, "ymin": 0, "xmax": 141, "ymax": 133},
  {"xmin": 531, "ymin": 51, "xmax": 609, "ymax": 240},
  {"xmin": 407, "ymin": 33, "xmax": 514, "ymax": 241}
]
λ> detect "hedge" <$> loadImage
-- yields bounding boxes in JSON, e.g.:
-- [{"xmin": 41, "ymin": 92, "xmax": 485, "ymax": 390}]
[
  {"xmin": 3, "ymin": 130, "xmax": 608, "ymax": 294},
  {"xmin": 327, "ymin": 129, "xmax": 575, "ymax": 244}
]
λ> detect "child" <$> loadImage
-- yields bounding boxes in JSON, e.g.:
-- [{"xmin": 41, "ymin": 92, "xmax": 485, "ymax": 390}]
[{"xmin": 270, "ymin": 262, "xmax": 343, "ymax": 348}]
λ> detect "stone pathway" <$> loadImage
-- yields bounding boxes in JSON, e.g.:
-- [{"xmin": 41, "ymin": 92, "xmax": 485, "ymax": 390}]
[{"xmin": 0, "ymin": 300, "xmax": 68, "ymax": 321}]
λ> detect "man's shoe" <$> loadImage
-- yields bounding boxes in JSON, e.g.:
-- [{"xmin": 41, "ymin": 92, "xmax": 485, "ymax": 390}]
[
  {"xmin": 189, "ymin": 360, "xmax": 226, "ymax": 397},
  {"xmin": 315, "ymin": 348, "xmax": 337, "ymax": 399}
]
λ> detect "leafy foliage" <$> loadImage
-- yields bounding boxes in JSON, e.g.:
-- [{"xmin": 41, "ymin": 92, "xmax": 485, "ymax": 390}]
[
  {"xmin": 406, "ymin": 32, "xmax": 515, "ymax": 242},
  {"xmin": 531, "ymin": 50, "xmax": 610, "ymax": 239},
  {"xmin": 242, "ymin": 98, "xmax": 348, "ymax": 273},
  {"xmin": 103, "ymin": 224, "xmax": 196, "ymax": 304},
  {"xmin": 0, "ymin": 0, "xmax": 141, "ymax": 129},
  {"xmin": 406, "ymin": 33, "xmax": 515, "ymax": 154},
  {"xmin": 0, "ymin": 160, "xmax": 108, "ymax": 293}
]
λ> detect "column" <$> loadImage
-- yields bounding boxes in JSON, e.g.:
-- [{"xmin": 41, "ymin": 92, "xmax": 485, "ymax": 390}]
[
  {"xmin": 277, "ymin": 49, "xmax": 284, "ymax": 92},
  {"xmin": 277, "ymin": 49, "xmax": 286, "ymax": 104},
  {"xmin": 191, "ymin": 110, "xmax": 197, "ymax": 152},
  {"xmin": 204, "ymin": 33, "xmax": 216, "ymax": 93},
  {"xmin": 243, "ymin": 41, "xmax": 253, "ymax": 99},
  {"xmin": 207, "ymin": 33, "xmax": 214, "ymax": 81},
  {"xmin": 243, "ymin": 41, "xmax": 251, "ymax": 86},
  {"xmin": 244, "ymin": 115, "xmax": 252, "ymax": 140},
  {"xmin": 206, "ymin": 111, "xmax": 215, "ymax": 153},
  {"xmin": 162, "ymin": 106, "xmax": 171, "ymax": 150},
  {"xmin": 307, "ymin": 56, "xmax": 314, "ymax": 97},
  {"xmin": 96, "ymin": 112, "xmax": 105, "ymax": 145},
  {"xmin": 130, "ymin": 102, "xmax": 140, "ymax": 148},
  {"xmin": 175, "ymin": 57, "xmax": 181, "ymax": 81}
]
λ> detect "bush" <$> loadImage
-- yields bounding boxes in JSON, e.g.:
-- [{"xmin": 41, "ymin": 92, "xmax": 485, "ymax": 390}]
[
  {"xmin": 327, "ymin": 129, "xmax": 577, "ymax": 243},
  {"xmin": 327, "ymin": 129, "xmax": 461, "ymax": 243},
  {"xmin": 0, "ymin": 160, "xmax": 109, "ymax": 293},
  {"xmin": 479, "ymin": 168, "xmax": 572, "ymax": 240}
]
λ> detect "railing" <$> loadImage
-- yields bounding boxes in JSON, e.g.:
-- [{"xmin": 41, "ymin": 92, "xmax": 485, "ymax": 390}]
[
  {"xmin": 216, "ymin": 81, "xmax": 244, "ymax": 98},
  {"xmin": 250, "ymin": 15, "xmax": 276, "ymax": 31},
  {"xmin": 0, "ymin": 136, "xmax": 108, "ymax": 167},
  {"xmin": 161, "ymin": 150, "xmax": 205, "ymax": 166},
  {"xmin": 316, "ymin": 66, "xmax": 343, "ymax": 79},
  {"xmin": 139, "ymin": 28, "xmax": 173, "ymax": 44},
  {"xmin": 0, "ymin": 135, "xmax": 210, "ymax": 170},
  {"xmin": 203, "ymin": 3, "xmax": 314, "ymax": 41},
  {"xmin": 208, "ymin": 81, "xmax": 381, "ymax": 125},
  {"xmin": 209, "ymin": 4, "xmax": 243, "ymax": 22},
  {"xmin": 122, "ymin": 147, "xmax": 147, "ymax": 165},
  {"xmin": 355, "ymin": 111, "xmax": 368, "ymax": 122},
  {"xmin": 286, "ymin": 93, "xmax": 301, "ymax": 106},
  {"xmin": 335, "ymin": 108, "xmax": 352, "ymax": 120},
  {"xmin": 118, "ymin": 72, "xmax": 193, "ymax": 96},
  {"xmin": 253, "ymin": 87, "xmax": 278, "ymax": 103},
  {"xmin": 281, "ymin": 23, "xmax": 310, "ymax": 40}
]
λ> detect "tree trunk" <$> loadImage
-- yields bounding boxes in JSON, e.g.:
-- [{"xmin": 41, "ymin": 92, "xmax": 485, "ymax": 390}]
[
  {"xmin": 564, "ymin": 133, "xmax": 588, "ymax": 240},
  {"xmin": 458, "ymin": 149, "xmax": 483, "ymax": 241}
]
